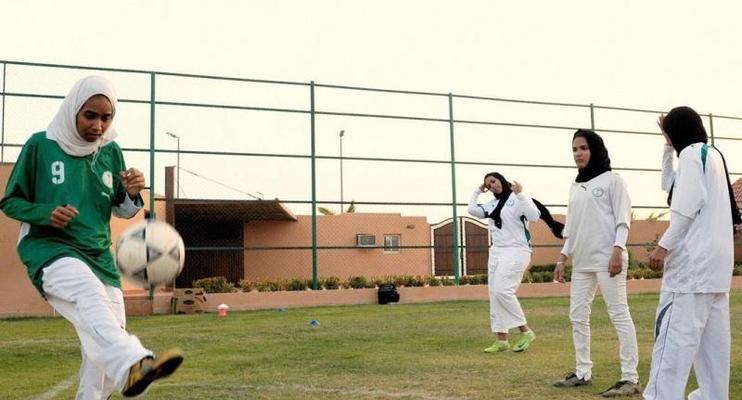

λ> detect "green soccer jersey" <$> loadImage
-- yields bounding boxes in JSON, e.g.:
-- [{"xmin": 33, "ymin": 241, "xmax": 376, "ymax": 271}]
[{"xmin": 0, "ymin": 131, "xmax": 143, "ymax": 294}]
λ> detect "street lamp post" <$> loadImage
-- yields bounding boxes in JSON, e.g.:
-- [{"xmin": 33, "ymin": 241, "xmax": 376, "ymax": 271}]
[
  {"xmin": 339, "ymin": 130, "xmax": 344, "ymax": 213},
  {"xmin": 165, "ymin": 132, "xmax": 180, "ymax": 198}
]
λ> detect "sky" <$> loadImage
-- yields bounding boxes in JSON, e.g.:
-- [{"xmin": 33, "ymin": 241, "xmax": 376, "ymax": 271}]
[{"xmin": 1, "ymin": 0, "xmax": 741, "ymax": 221}]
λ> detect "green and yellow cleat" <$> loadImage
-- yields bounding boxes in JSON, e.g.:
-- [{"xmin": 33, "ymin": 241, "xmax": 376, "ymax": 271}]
[
  {"xmin": 122, "ymin": 348, "xmax": 184, "ymax": 398},
  {"xmin": 483, "ymin": 340, "xmax": 510, "ymax": 353},
  {"xmin": 512, "ymin": 330, "xmax": 536, "ymax": 352}
]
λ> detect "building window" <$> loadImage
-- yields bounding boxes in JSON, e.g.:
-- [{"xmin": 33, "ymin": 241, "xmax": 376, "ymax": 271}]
[{"xmin": 384, "ymin": 234, "xmax": 401, "ymax": 253}]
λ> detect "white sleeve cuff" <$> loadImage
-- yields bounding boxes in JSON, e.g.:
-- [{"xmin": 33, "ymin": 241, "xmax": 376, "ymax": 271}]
[
  {"xmin": 560, "ymin": 238, "xmax": 571, "ymax": 257},
  {"xmin": 113, "ymin": 195, "xmax": 143, "ymax": 219},
  {"xmin": 613, "ymin": 224, "xmax": 629, "ymax": 249},
  {"xmin": 467, "ymin": 189, "xmax": 486, "ymax": 219}
]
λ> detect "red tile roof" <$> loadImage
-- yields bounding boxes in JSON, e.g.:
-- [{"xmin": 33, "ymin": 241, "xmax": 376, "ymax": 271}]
[{"xmin": 734, "ymin": 178, "xmax": 742, "ymax": 210}]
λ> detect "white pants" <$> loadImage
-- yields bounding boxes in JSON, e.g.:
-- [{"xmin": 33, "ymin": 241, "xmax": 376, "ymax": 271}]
[
  {"xmin": 488, "ymin": 248, "xmax": 531, "ymax": 333},
  {"xmin": 42, "ymin": 257, "xmax": 152, "ymax": 400},
  {"xmin": 569, "ymin": 270, "xmax": 639, "ymax": 383},
  {"xmin": 643, "ymin": 291, "xmax": 730, "ymax": 400}
]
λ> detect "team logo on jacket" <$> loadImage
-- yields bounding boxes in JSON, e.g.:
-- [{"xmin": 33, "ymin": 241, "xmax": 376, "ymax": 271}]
[
  {"xmin": 102, "ymin": 171, "xmax": 114, "ymax": 189},
  {"xmin": 506, "ymin": 199, "xmax": 515, "ymax": 207},
  {"xmin": 592, "ymin": 187, "xmax": 604, "ymax": 198}
]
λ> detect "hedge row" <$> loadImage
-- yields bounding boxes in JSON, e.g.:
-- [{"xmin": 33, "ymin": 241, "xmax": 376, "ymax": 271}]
[{"xmin": 191, "ymin": 264, "xmax": 742, "ymax": 293}]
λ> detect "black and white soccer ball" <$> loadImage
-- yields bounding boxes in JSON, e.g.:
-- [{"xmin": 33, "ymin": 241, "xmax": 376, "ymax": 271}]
[{"xmin": 116, "ymin": 220, "xmax": 185, "ymax": 289}]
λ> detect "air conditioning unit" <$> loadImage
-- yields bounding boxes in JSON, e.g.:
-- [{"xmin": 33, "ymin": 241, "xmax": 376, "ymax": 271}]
[{"xmin": 356, "ymin": 234, "xmax": 376, "ymax": 248}]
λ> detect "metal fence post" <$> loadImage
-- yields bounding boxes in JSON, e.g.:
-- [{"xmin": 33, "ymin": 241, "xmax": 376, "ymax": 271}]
[
  {"xmin": 590, "ymin": 103, "xmax": 595, "ymax": 130},
  {"xmin": 310, "ymin": 81, "xmax": 319, "ymax": 290},
  {"xmin": 709, "ymin": 113, "xmax": 715, "ymax": 146},
  {"xmin": 448, "ymin": 93, "xmax": 461, "ymax": 285},
  {"xmin": 1, "ymin": 62, "xmax": 6, "ymax": 163},
  {"xmin": 149, "ymin": 72, "xmax": 156, "ymax": 220}
]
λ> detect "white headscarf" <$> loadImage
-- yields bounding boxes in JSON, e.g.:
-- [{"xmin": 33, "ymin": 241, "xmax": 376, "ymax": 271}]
[{"xmin": 46, "ymin": 75, "xmax": 118, "ymax": 157}]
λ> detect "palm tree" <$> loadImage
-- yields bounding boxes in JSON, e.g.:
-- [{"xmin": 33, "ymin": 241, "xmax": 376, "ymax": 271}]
[
  {"xmin": 318, "ymin": 207, "xmax": 335, "ymax": 216},
  {"xmin": 318, "ymin": 200, "xmax": 356, "ymax": 215}
]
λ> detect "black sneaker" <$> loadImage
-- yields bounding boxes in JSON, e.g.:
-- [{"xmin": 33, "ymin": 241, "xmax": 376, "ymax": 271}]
[
  {"xmin": 553, "ymin": 372, "xmax": 592, "ymax": 387},
  {"xmin": 600, "ymin": 380, "xmax": 641, "ymax": 397}
]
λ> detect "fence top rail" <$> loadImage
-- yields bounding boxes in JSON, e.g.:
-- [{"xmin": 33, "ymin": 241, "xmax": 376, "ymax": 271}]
[
  {"xmin": 0, "ymin": 60, "xmax": 308, "ymax": 87},
  {"xmin": 592, "ymin": 104, "xmax": 668, "ymax": 115},
  {"xmin": 5, "ymin": 91, "xmax": 742, "ymax": 142},
  {"xmin": 712, "ymin": 114, "xmax": 742, "ymax": 122},
  {"xmin": 3, "ymin": 59, "xmax": 740, "ymax": 121},
  {"xmin": 451, "ymin": 93, "xmax": 589, "ymax": 108}
]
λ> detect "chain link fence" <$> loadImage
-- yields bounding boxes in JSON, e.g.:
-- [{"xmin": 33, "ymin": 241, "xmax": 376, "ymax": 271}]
[{"xmin": 2, "ymin": 60, "xmax": 741, "ymax": 289}]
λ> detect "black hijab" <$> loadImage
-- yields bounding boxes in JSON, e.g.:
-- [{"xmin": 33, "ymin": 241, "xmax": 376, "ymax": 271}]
[
  {"xmin": 662, "ymin": 106, "xmax": 741, "ymax": 230},
  {"xmin": 662, "ymin": 106, "xmax": 707, "ymax": 156},
  {"xmin": 573, "ymin": 129, "xmax": 612, "ymax": 183},
  {"xmin": 484, "ymin": 172, "xmax": 564, "ymax": 239}
]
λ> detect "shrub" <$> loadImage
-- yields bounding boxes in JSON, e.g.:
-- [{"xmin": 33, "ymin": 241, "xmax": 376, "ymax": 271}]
[
  {"xmin": 529, "ymin": 271, "xmax": 545, "ymax": 283},
  {"xmin": 405, "ymin": 275, "xmax": 425, "ymax": 287},
  {"xmin": 440, "ymin": 276, "xmax": 456, "ymax": 286},
  {"xmin": 645, "ymin": 268, "xmax": 663, "ymax": 279},
  {"xmin": 321, "ymin": 276, "xmax": 341, "ymax": 290},
  {"xmin": 192, "ymin": 276, "xmax": 235, "ymax": 293},
  {"xmin": 371, "ymin": 276, "xmax": 395, "ymax": 287},
  {"xmin": 528, "ymin": 264, "xmax": 556, "ymax": 273},
  {"xmin": 256, "ymin": 279, "xmax": 286, "ymax": 292},
  {"xmin": 425, "ymin": 276, "xmax": 443, "ymax": 286},
  {"xmin": 393, "ymin": 275, "xmax": 416, "ymax": 287},
  {"xmin": 461, "ymin": 275, "xmax": 485, "ymax": 285},
  {"xmin": 287, "ymin": 278, "xmax": 308, "ymax": 291},
  {"xmin": 255, "ymin": 282, "xmax": 273, "ymax": 292},
  {"xmin": 346, "ymin": 276, "xmax": 369, "ymax": 289},
  {"xmin": 238, "ymin": 279, "xmax": 256, "ymax": 292}
]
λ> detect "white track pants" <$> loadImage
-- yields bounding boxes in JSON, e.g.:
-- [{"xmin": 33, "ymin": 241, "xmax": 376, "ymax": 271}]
[
  {"xmin": 643, "ymin": 291, "xmax": 730, "ymax": 400},
  {"xmin": 487, "ymin": 248, "xmax": 531, "ymax": 333},
  {"xmin": 569, "ymin": 270, "xmax": 639, "ymax": 383},
  {"xmin": 42, "ymin": 257, "xmax": 152, "ymax": 400}
]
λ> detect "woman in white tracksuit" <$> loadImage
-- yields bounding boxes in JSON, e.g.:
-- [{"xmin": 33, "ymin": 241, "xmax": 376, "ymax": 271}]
[
  {"xmin": 553, "ymin": 129, "xmax": 641, "ymax": 397},
  {"xmin": 644, "ymin": 107, "xmax": 741, "ymax": 400},
  {"xmin": 468, "ymin": 172, "xmax": 564, "ymax": 353}
]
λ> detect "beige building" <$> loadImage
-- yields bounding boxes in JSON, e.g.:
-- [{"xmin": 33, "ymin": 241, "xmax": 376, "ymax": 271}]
[{"xmin": 244, "ymin": 213, "xmax": 432, "ymax": 281}]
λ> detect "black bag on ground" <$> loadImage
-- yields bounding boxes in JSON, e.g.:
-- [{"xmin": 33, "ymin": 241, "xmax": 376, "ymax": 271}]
[{"xmin": 378, "ymin": 283, "xmax": 400, "ymax": 304}]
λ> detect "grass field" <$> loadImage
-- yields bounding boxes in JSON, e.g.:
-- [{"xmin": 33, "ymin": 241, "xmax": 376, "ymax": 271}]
[{"xmin": 1, "ymin": 292, "xmax": 740, "ymax": 399}]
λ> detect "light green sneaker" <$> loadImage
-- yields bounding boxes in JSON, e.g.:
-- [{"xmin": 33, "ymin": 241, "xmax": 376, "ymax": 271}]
[
  {"xmin": 484, "ymin": 340, "xmax": 510, "ymax": 353},
  {"xmin": 512, "ymin": 330, "xmax": 535, "ymax": 352}
]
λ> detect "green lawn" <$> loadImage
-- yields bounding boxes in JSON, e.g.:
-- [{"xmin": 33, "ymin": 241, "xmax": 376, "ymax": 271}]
[{"xmin": 1, "ymin": 292, "xmax": 741, "ymax": 399}]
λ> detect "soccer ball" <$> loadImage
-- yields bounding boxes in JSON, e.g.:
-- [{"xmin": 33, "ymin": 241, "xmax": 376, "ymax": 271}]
[{"xmin": 116, "ymin": 220, "xmax": 185, "ymax": 289}]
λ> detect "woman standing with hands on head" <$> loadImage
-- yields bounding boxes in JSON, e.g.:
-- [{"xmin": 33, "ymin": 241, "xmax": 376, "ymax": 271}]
[
  {"xmin": 468, "ymin": 172, "xmax": 564, "ymax": 354},
  {"xmin": 552, "ymin": 129, "xmax": 641, "ymax": 398}
]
